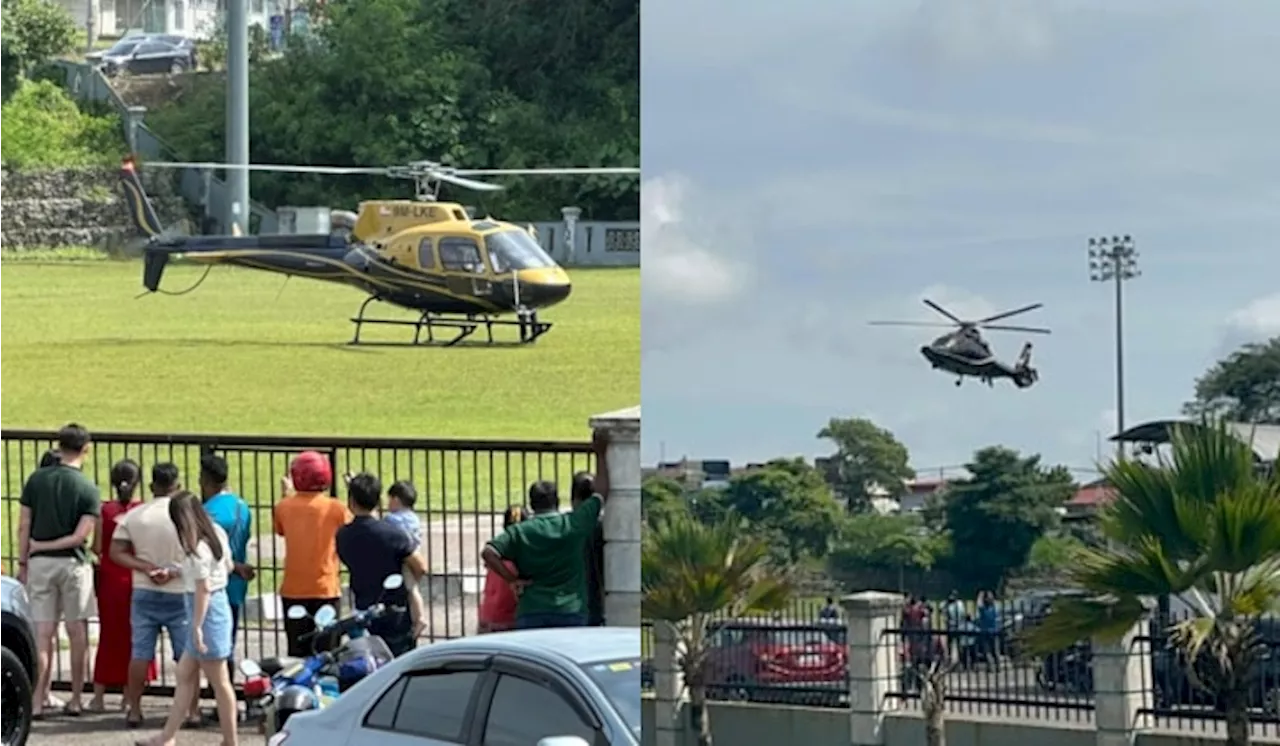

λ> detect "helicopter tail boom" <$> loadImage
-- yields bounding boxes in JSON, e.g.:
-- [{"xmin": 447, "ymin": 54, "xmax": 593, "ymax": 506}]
[{"xmin": 119, "ymin": 156, "xmax": 164, "ymax": 238}]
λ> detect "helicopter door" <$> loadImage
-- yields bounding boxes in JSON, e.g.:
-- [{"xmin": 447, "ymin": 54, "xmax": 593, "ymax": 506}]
[{"xmin": 438, "ymin": 236, "xmax": 493, "ymax": 297}]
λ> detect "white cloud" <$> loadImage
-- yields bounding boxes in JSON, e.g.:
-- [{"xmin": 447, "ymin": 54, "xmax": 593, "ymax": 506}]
[
  {"xmin": 641, "ymin": 175, "xmax": 751, "ymax": 305},
  {"xmin": 1225, "ymin": 293, "xmax": 1280, "ymax": 342}
]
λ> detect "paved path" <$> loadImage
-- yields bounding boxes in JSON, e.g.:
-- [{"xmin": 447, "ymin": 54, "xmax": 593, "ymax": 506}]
[{"xmin": 30, "ymin": 695, "xmax": 265, "ymax": 746}]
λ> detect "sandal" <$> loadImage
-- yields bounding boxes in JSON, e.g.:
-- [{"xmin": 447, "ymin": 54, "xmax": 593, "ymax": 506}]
[
  {"xmin": 63, "ymin": 704, "xmax": 83, "ymax": 717},
  {"xmin": 126, "ymin": 713, "xmax": 144, "ymax": 729},
  {"xmin": 181, "ymin": 715, "xmax": 204, "ymax": 729}
]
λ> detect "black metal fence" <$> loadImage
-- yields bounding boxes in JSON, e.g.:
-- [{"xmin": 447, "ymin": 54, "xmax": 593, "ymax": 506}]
[
  {"xmin": 2, "ymin": 429, "xmax": 594, "ymax": 694},
  {"xmin": 641, "ymin": 597, "xmax": 1280, "ymax": 737}
]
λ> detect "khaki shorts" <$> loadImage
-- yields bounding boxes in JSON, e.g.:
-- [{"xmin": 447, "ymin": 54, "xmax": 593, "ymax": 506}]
[{"xmin": 27, "ymin": 556, "xmax": 95, "ymax": 623}]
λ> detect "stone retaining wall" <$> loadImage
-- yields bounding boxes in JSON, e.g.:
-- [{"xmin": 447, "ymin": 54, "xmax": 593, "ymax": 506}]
[{"xmin": 1, "ymin": 166, "xmax": 188, "ymax": 249}]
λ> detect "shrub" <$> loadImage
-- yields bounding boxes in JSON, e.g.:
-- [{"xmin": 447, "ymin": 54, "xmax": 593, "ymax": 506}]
[{"xmin": 0, "ymin": 79, "xmax": 123, "ymax": 168}]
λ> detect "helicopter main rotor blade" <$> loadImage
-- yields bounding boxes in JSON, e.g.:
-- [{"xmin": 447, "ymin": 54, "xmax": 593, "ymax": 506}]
[
  {"xmin": 138, "ymin": 161, "xmax": 392, "ymax": 175},
  {"xmin": 431, "ymin": 171, "xmax": 506, "ymax": 192},
  {"xmin": 922, "ymin": 299, "xmax": 964, "ymax": 325},
  {"xmin": 455, "ymin": 167, "xmax": 640, "ymax": 176},
  {"xmin": 979, "ymin": 324, "xmax": 1052, "ymax": 335},
  {"xmin": 978, "ymin": 302, "xmax": 1044, "ymax": 324},
  {"xmin": 867, "ymin": 321, "xmax": 959, "ymax": 329}
]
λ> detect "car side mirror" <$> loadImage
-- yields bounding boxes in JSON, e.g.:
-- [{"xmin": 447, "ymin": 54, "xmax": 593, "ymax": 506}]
[{"xmin": 536, "ymin": 738, "xmax": 591, "ymax": 746}]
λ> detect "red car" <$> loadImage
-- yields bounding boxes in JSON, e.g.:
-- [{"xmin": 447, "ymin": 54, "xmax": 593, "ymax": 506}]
[{"xmin": 704, "ymin": 619, "xmax": 847, "ymax": 705}]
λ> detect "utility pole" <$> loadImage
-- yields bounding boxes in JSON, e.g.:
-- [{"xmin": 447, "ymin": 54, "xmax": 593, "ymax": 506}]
[
  {"xmin": 226, "ymin": 0, "xmax": 251, "ymax": 235},
  {"xmin": 1088, "ymin": 235, "xmax": 1140, "ymax": 460}
]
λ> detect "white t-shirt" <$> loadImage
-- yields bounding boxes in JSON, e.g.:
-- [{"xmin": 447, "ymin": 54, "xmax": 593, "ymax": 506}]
[
  {"xmin": 182, "ymin": 524, "xmax": 233, "ymax": 594},
  {"xmin": 113, "ymin": 496, "xmax": 188, "ymax": 594}
]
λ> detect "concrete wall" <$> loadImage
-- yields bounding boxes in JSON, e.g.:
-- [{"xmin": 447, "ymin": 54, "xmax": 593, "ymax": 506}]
[{"xmin": 640, "ymin": 699, "xmax": 1274, "ymax": 746}]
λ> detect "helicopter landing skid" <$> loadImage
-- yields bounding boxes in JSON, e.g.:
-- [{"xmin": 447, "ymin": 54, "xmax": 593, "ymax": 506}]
[{"xmin": 348, "ymin": 299, "xmax": 551, "ymax": 347}]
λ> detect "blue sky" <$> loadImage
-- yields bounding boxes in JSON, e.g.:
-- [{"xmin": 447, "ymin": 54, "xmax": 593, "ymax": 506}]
[{"xmin": 640, "ymin": 0, "xmax": 1280, "ymax": 477}]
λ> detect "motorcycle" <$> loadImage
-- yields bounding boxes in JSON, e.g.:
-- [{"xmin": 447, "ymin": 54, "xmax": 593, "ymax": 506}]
[{"xmin": 241, "ymin": 574, "xmax": 404, "ymax": 737}]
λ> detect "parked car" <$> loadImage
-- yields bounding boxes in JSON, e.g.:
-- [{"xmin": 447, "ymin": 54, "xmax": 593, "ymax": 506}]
[
  {"xmin": 2, "ymin": 576, "xmax": 36, "ymax": 746},
  {"xmin": 1000, "ymin": 589, "xmax": 1089, "ymax": 660},
  {"xmin": 268, "ymin": 627, "xmax": 639, "ymax": 746},
  {"xmin": 702, "ymin": 619, "xmax": 847, "ymax": 706},
  {"xmin": 87, "ymin": 34, "xmax": 196, "ymax": 76}
]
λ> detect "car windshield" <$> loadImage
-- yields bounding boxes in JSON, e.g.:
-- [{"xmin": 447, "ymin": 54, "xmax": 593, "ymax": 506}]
[
  {"xmin": 108, "ymin": 40, "xmax": 139, "ymax": 55},
  {"xmin": 484, "ymin": 229, "xmax": 556, "ymax": 272},
  {"xmin": 583, "ymin": 658, "xmax": 640, "ymax": 741}
]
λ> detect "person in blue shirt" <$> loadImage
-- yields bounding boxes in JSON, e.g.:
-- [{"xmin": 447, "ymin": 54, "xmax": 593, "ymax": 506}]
[
  {"xmin": 199, "ymin": 454, "xmax": 254, "ymax": 679},
  {"xmin": 976, "ymin": 591, "xmax": 1001, "ymax": 671}
]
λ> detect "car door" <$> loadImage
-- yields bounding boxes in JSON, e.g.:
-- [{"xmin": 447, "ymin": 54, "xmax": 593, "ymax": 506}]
[
  {"xmin": 475, "ymin": 657, "xmax": 608, "ymax": 746},
  {"xmin": 129, "ymin": 41, "xmax": 173, "ymax": 74},
  {"xmin": 344, "ymin": 659, "xmax": 489, "ymax": 746}
]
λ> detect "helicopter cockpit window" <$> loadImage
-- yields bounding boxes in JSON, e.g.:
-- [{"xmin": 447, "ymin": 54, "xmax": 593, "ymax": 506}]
[
  {"xmin": 438, "ymin": 238, "xmax": 486, "ymax": 273},
  {"xmin": 484, "ymin": 229, "xmax": 556, "ymax": 272},
  {"xmin": 417, "ymin": 238, "xmax": 436, "ymax": 270}
]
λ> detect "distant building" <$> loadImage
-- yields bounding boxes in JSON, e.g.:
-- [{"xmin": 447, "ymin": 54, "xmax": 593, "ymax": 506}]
[
  {"xmin": 1063, "ymin": 479, "xmax": 1115, "ymax": 520},
  {"xmin": 59, "ymin": 0, "xmax": 276, "ymax": 41},
  {"xmin": 641, "ymin": 458, "xmax": 768, "ymax": 492}
]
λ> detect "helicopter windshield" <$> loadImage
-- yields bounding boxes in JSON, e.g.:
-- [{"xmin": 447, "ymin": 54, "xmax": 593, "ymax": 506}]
[{"xmin": 484, "ymin": 229, "xmax": 556, "ymax": 273}]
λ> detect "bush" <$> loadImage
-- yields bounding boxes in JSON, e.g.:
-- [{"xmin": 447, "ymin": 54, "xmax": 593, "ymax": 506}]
[{"xmin": 0, "ymin": 79, "xmax": 123, "ymax": 168}]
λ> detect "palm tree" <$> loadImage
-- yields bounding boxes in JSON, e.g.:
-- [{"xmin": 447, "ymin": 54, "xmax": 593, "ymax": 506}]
[
  {"xmin": 1029, "ymin": 421, "xmax": 1280, "ymax": 746},
  {"xmin": 642, "ymin": 510, "xmax": 793, "ymax": 746}
]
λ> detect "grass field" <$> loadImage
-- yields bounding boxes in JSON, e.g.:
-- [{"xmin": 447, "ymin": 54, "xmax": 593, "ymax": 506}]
[{"xmin": 0, "ymin": 259, "xmax": 639, "ymax": 574}]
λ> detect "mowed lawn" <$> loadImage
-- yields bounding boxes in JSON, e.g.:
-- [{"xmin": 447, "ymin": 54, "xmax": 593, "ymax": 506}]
[{"xmin": 0, "ymin": 262, "xmax": 639, "ymax": 439}]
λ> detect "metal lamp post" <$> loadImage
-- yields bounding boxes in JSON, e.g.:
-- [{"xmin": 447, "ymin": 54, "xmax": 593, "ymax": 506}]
[{"xmin": 1088, "ymin": 235, "xmax": 1140, "ymax": 460}]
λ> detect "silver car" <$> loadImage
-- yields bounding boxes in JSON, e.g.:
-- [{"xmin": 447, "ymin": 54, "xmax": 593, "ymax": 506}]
[
  {"xmin": 2, "ymin": 576, "xmax": 36, "ymax": 746},
  {"xmin": 269, "ymin": 627, "xmax": 641, "ymax": 746}
]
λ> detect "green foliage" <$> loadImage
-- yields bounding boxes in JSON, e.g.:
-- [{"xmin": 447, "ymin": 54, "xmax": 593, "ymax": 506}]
[
  {"xmin": 146, "ymin": 0, "xmax": 638, "ymax": 220},
  {"xmin": 828, "ymin": 512, "xmax": 945, "ymax": 573},
  {"xmin": 641, "ymin": 476, "xmax": 688, "ymax": 526},
  {"xmin": 713, "ymin": 458, "xmax": 845, "ymax": 564},
  {"xmin": 1028, "ymin": 421, "xmax": 1280, "ymax": 745},
  {"xmin": 817, "ymin": 417, "xmax": 915, "ymax": 512},
  {"xmin": 1024, "ymin": 533, "xmax": 1086, "ymax": 574},
  {"xmin": 938, "ymin": 446, "xmax": 1077, "ymax": 593},
  {"xmin": 0, "ymin": 79, "xmax": 123, "ymax": 167},
  {"xmin": 196, "ymin": 18, "xmax": 271, "ymax": 70},
  {"xmin": 1184, "ymin": 337, "xmax": 1280, "ymax": 425},
  {"xmin": 1, "ymin": 0, "xmax": 77, "ymax": 76}
]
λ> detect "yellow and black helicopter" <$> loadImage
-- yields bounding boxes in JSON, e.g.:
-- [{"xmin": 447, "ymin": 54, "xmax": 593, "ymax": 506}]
[{"xmin": 118, "ymin": 157, "xmax": 638, "ymax": 346}]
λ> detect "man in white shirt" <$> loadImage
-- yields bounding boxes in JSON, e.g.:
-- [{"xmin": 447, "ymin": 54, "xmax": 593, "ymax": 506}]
[{"xmin": 109, "ymin": 463, "xmax": 197, "ymax": 727}]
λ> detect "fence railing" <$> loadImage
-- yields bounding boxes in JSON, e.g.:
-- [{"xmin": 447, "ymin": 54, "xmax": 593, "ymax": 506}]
[
  {"xmin": 641, "ymin": 598, "xmax": 1280, "ymax": 737},
  {"xmin": 2, "ymin": 429, "xmax": 594, "ymax": 694}
]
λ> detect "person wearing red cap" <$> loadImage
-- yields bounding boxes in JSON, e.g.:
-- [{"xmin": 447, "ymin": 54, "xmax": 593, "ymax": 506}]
[{"xmin": 272, "ymin": 451, "xmax": 352, "ymax": 656}]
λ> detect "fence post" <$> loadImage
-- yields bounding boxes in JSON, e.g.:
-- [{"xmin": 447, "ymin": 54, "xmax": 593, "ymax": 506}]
[
  {"xmin": 589, "ymin": 406, "xmax": 642, "ymax": 627},
  {"xmin": 1093, "ymin": 613, "xmax": 1152, "ymax": 746},
  {"xmin": 652, "ymin": 621, "xmax": 684, "ymax": 746},
  {"xmin": 125, "ymin": 106, "xmax": 147, "ymax": 154},
  {"xmin": 842, "ymin": 591, "xmax": 904, "ymax": 746}
]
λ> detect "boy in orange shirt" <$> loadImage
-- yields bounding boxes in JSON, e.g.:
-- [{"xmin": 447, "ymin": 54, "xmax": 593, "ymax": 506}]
[{"xmin": 273, "ymin": 451, "xmax": 352, "ymax": 656}]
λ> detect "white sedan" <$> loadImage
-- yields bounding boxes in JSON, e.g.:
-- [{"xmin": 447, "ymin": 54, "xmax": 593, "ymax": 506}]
[{"xmin": 269, "ymin": 627, "xmax": 641, "ymax": 746}]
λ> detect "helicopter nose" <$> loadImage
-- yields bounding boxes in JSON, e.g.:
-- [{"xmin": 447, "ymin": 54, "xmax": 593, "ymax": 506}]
[{"xmin": 514, "ymin": 268, "xmax": 572, "ymax": 308}]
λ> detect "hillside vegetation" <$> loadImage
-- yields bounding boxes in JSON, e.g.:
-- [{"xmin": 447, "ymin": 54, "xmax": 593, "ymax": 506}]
[{"xmin": 146, "ymin": 0, "xmax": 639, "ymax": 220}]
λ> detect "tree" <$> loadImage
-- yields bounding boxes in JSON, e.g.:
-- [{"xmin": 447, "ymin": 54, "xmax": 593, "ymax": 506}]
[
  {"xmin": 1029, "ymin": 422, "xmax": 1280, "ymax": 746},
  {"xmin": 0, "ymin": 0, "xmax": 77, "ymax": 76},
  {"xmin": 817, "ymin": 417, "xmax": 915, "ymax": 512},
  {"xmin": 642, "ymin": 475, "xmax": 687, "ymax": 526},
  {"xmin": 827, "ymin": 512, "xmax": 945, "ymax": 588},
  {"xmin": 1184, "ymin": 337, "xmax": 1280, "ymax": 424},
  {"xmin": 717, "ymin": 458, "xmax": 844, "ymax": 564},
  {"xmin": 940, "ymin": 447, "xmax": 1076, "ymax": 593},
  {"xmin": 642, "ymin": 511, "xmax": 792, "ymax": 746},
  {"xmin": 145, "ymin": 0, "xmax": 638, "ymax": 220}
]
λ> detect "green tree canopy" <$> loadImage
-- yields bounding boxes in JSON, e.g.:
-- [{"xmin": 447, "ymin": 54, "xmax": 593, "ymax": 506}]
[
  {"xmin": 641, "ymin": 475, "xmax": 687, "ymax": 526},
  {"xmin": 828, "ymin": 512, "xmax": 945, "ymax": 575},
  {"xmin": 1, "ymin": 0, "xmax": 77, "ymax": 101},
  {"xmin": 1183, "ymin": 337, "xmax": 1280, "ymax": 425},
  {"xmin": 940, "ymin": 446, "xmax": 1076, "ymax": 593},
  {"xmin": 146, "ymin": 0, "xmax": 638, "ymax": 220},
  {"xmin": 817, "ymin": 417, "xmax": 915, "ymax": 512},
  {"xmin": 716, "ymin": 458, "xmax": 845, "ymax": 564}
]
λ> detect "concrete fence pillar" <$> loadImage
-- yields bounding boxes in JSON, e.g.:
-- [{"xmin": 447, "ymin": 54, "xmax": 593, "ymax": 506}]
[
  {"xmin": 589, "ymin": 405, "xmax": 641, "ymax": 627},
  {"xmin": 843, "ymin": 591, "xmax": 905, "ymax": 746},
  {"xmin": 652, "ymin": 620, "xmax": 685, "ymax": 746},
  {"xmin": 1093, "ymin": 617, "xmax": 1151, "ymax": 746}
]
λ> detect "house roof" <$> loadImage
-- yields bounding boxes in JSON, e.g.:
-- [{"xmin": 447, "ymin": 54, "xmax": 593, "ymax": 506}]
[
  {"xmin": 1111, "ymin": 419, "xmax": 1280, "ymax": 463},
  {"xmin": 1065, "ymin": 482, "xmax": 1115, "ymax": 508}
]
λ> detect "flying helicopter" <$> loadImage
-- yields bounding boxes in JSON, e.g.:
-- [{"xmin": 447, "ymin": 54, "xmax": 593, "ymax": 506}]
[
  {"xmin": 868, "ymin": 299, "xmax": 1050, "ymax": 388},
  {"xmin": 117, "ymin": 156, "xmax": 638, "ymax": 346}
]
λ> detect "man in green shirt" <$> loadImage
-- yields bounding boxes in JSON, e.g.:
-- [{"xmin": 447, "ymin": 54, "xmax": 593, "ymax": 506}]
[
  {"xmin": 482, "ymin": 479, "xmax": 604, "ymax": 629},
  {"xmin": 18, "ymin": 423, "xmax": 101, "ymax": 717}
]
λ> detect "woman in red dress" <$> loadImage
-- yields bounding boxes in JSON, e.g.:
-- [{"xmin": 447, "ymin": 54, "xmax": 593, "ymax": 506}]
[{"xmin": 90, "ymin": 459, "xmax": 156, "ymax": 712}]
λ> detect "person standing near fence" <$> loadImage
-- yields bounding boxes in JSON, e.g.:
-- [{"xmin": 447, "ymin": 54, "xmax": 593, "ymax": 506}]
[
  {"xmin": 274, "ymin": 451, "xmax": 352, "ymax": 657},
  {"xmin": 478, "ymin": 506, "xmax": 526, "ymax": 633},
  {"xmin": 111, "ymin": 463, "xmax": 199, "ymax": 728},
  {"xmin": 571, "ymin": 473, "xmax": 606, "ymax": 626},
  {"xmin": 199, "ymin": 454, "xmax": 254, "ymax": 677},
  {"xmin": 17, "ymin": 423, "xmax": 101, "ymax": 718},
  {"xmin": 89, "ymin": 459, "xmax": 157, "ymax": 712},
  {"xmin": 481, "ymin": 479, "xmax": 605, "ymax": 629}
]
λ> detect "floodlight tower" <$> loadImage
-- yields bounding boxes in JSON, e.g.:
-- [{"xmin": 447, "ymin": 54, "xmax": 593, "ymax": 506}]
[{"xmin": 1088, "ymin": 235, "xmax": 1140, "ymax": 459}]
